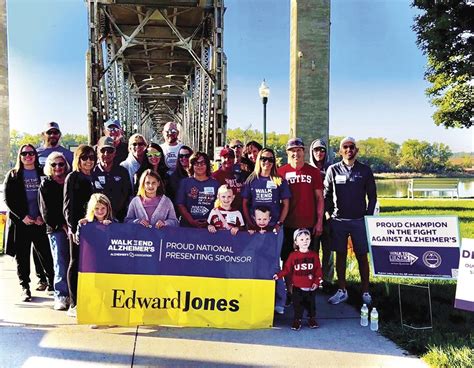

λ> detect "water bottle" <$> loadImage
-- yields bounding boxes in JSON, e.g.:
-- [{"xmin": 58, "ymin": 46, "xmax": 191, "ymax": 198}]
[
  {"xmin": 360, "ymin": 303, "xmax": 369, "ymax": 326},
  {"xmin": 370, "ymin": 307, "xmax": 379, "ymax": 331}
]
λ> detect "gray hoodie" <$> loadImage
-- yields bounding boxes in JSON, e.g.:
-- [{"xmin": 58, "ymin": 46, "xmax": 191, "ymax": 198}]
[{"xmin": 309, "ymin": 139, "xmax": 331, "ymax": 179}]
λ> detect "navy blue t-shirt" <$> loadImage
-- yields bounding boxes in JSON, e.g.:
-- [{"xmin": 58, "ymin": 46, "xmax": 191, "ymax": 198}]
[{"xmin": 23, "ymin": 169, "xmax": 41, "ymax": 219}]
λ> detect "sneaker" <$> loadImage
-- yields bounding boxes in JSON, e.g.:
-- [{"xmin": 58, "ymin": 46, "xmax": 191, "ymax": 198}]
[
  {"xmin": 90, "ymin": 325, "xmax": 99, "ymax": 329},
  {"xmin": 21, "ymin": 288, "xmax": 32, "ymax": 302},
  {"xmin": 328, "ymin": 289, "xmax": 348, "ymax": 305},
  {"xmin": 285, "ymin": 293, "xmax": 292, "ymax": 307},
  {"xmin": 53, "ymin": 297, "xmax": 68, "ymax": 311},
  {"xmin": 291, "ymin": 319, "xmax": 302, "ymax": 331},
  {"xmin": 308, "ymin": 317, "xmax": 319, "ymax": 329},
  {"xmin": 66, "ymin": 305, "xmax": 77, "ymax": 317},
  {"xmin": 362, "ymin": 292, "xmax": 372, "ymax": 305},
  {"xmin": 46, "ymin": 285, "xmax": 55, "ymax": 296},
  {"xmin": 36, "ymin": 281, "xmax": 48, "ymax": 291},
  {"xmin": 274, "ymin": 306, "xmax": 285, "ymax": 315}
]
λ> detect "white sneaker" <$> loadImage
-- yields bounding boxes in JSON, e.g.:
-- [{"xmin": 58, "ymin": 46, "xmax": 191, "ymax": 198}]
[
  {"xmin": 53, "ymin": 296, "xmax": 68, "ymax": 311},
  {"xmin": 362, "ymin": 292, "xmax": 372, "ymax": 305},
  {"xmin": 328, "ymin": 289, "xmax": 348, "ymax": 305},
  {"xmin": 274, "ymin": 306, "xmax": 285, "ymax": 315},
  {"xmin": 66, "ymin": 305, "xmax": 77, "ymax": 317}
]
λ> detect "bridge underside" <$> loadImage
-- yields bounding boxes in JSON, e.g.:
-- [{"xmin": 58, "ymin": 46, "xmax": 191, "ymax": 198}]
[{"xmin": 87, "ymin": 0, "xmax": 226, "ymax": 157}]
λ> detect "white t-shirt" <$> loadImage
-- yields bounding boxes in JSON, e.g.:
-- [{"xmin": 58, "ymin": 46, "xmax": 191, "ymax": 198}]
[{"xmin": 161, "ymin": 142, "xmax": 183, "ymax": 174}]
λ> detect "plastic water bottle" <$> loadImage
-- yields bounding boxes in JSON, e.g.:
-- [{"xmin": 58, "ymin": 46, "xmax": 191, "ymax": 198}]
[
  {"xmin": 370, "ymin": 307, "xmax": 379, "ymax": 331},
  {"xmin": 360, "ymin": 303, "xmax": 369, "ymax": 326}
]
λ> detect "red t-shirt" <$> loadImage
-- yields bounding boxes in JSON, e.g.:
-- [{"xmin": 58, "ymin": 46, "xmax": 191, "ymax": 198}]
[
  {"xmin": 212, "ymin": 169, "xmax": 244, "ymax": 211},
  {"xmin": 277, "ymin": 250, "xmax": 322, "ymax": 289},
  {"xmin": 277, "ymin": 163, "xmax": 323, "ymax": 228}
]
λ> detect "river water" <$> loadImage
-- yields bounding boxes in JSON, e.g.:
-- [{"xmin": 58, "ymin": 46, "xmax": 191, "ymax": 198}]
[{"xmin": 376, "ymin": 178, "xmax": 474, "ymax": 198}]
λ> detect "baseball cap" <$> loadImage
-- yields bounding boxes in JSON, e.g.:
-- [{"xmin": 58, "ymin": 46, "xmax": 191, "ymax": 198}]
[
  {"xmin": 340, "ymin": 136, "xmax": 356, "ymax": 148},
  {"xmin": 220, "ymin": 148, "xmax": 235, "ymax": 158},
  {"xmin": 286, "ymin": 137, "xmax": 305, "ymax": 150},
  {"xmin": 44, "ymin": 122, "xmax": 61, "ymax": 133},
  {"xmin": 104, "ymin": 118, "xmax": 121, "ymax": 130},
  {"xmin": 293, "ymin": 228, "xmax": 311, "ymax": 241},
  {"xmin": 97, "ymin": 136, "xmax": 115, "ymax": 149},
  {"xmin": 312, "ymin": 139, "xmax": 327, "ymax": 149}
]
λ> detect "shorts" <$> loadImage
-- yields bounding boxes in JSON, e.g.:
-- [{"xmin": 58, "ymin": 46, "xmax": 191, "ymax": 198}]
[{"xmin": 329, "ymin": 218, "xmax": 368, "ymax": 255}]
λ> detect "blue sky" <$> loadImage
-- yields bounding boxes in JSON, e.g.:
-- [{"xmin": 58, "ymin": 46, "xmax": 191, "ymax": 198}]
[{"xmin": 6, "ymin": 0, "xmax": 473, "ymax": 152}]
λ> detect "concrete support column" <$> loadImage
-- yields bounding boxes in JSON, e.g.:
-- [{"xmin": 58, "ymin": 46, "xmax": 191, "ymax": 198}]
[
  {"xmin": 290, "ymin": 0, "xmax": 330, "ymax": 151},
  {"xmin": 0, "ymin": 0, "xmax": 9, "ymax": 174}
]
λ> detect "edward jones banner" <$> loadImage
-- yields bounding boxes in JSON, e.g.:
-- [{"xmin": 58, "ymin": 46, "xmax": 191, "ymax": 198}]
[
  {"xmin": 77, "ymin": 223, "xmax": 281, "ymax": 329},
  {"xmin": 366, "ymin": 216, "xmax": 460, "ymax": 279}
]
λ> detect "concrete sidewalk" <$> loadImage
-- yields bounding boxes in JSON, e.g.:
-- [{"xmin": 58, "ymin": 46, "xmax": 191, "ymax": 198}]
[{"xmin": 0, "ymin": 256, "xmax": 427, "ymax": 367}]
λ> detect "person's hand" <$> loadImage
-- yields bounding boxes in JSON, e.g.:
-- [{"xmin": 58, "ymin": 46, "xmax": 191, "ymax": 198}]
[
  {"xmin": 102, "ymin": 220, "xmax": 112, "ymax": 225},
  {"xmin": 62, "ymin": 225, "xmax": 69, "ymax": 234},
  {"xmin": 259, "ymin": 229, "xmax": 267, "ymax": 234},
  {"xmin": 139, "ymin": 219, "xmax": 150, "ymax": 227},
  {"xmin": 35, "ymin": 216, "xmax": 44, "ymax": 226},
  {"xmin": 22, "ymin": 216, "xmax": 35, "ymax": 225},
  {"xmin": 72, "ymin": 233, "xmax": 79, "ymax": 245},
  {"xmin": 313, "ymin": 222, "xmax": 323, "ymax": 237},
  {"xmin": 78, "ymin": 218, "xmax": 88, "ymax": 226},
  {"xmin": 155, "ymin": 220, "xmax": 165, "ymax": 229},
  {"xmin": 273, "ymin": 274, "xmax": 279, "ymax": 281},
  {"xmin": 273, "ymin": 224, "xmax": 281, "ymax": 233},
  {"xmin": 193, "ymin": 219, "xmax": 208, "ymax": 228},
  {"xmin": 208, "ymin": 225, "xmax": 217, "ymax": 233},
  {"xmin": 248, "ymin": 229, "xmax": 255, "ymax": 235},
  {"xmin": 230, "ymin": 227, "xmax": 239, "ymax": 236},
  {"xmin": 310, "ymin": 283, "xmax": 317, "ymax": 291}
]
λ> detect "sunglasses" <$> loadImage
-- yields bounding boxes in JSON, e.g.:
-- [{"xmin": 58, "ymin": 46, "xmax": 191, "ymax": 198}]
[
  {"xmin": 80, "ymin": 154, "xmax": 96, "ymax": 161},
  {"xmin": 314, "ymin": 147, "xmax": 326, "ymax": 152},
  {"xmin": 179, "ymin": 153, "xmax": 191, "ymax": 159},
  {"xmin": 20, "ymin": 151, "xmax": 35, "ymax": 157},
  {"xmin": 342, "ymin": 145, "xmax": 355, "ymax": 150},
  {"xmin": 51, "ymin": 162, "xmax": 66, "ymax": 168},
  {"xmin": 107, "ymin": 127, "xmax": 119, "ymax": 132},
  {"xmin": 132, "ymin": 142, "xmax": 145, "ymax": 147},
  {"xmin": 231, "ymin": 144, "xmax": 243, "ymax": 149},
  {"xmin": 100, "ymin": 147, "xmax": 115, "ymax": 154},
  {"xmin": 193, "ymin": 160, "xmax": 207, "ymax": 166},
  {"xmin": 46, "ymin": 130, "xmax": 60, "ymax": 135},
  {"xmin": 165, "ymin": 129, "xmax": 178, "ymax": 135},
  {"xmin": 261, "ymin": 157, "xmax": 275, "ymax": 163},
  {"xmin": 147, "ymin": 152, "xmax": 162, "ymax": 158}
]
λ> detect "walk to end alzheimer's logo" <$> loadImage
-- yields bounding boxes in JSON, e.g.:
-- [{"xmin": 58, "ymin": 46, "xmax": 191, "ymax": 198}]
[
  {"xmin": 389, "ymin": 251, "xmax": 418, "ymax": 266},
  {"xmin": 108, "ymin": 238, "xmax": 155, "ymax": 258}
]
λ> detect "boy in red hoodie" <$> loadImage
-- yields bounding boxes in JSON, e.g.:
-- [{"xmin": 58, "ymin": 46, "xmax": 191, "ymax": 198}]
[{"xmin": 274, "ymin": 228, "xmax": 322, "ymax": 330}]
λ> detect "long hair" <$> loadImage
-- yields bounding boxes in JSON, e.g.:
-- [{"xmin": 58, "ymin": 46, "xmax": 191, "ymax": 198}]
[
  {"xmin": 13, "ymin": 144, "xmax": 41, "ymax": 173},
  {"xmin": 137, "ymin": 169, "xmax": 165, "ymax": 198},
  {"xmin": 43, "ymin": 152, "xmax": 71, "ymax": 177},
  {"xmin": 135, "ymin": 143, "xmax": 169, "ymax": 184},
  {"xmin": 214, "ymin": 184, "xmax": 234, "ymax": 209},
  {"xmin": 245, "ymin": 148, "xmax": 282, "ymax": 186},
  {"xmin": 173, "ymin": 145, "xmax": 193, "ymax": 178},
  {"xmin": 72, "ymin": 144, "xmax": 96, "ymax": 172},
  {"xmin": 244, "ymin": 141, "xmax": 263, "ymax": 156},
  {"xmin": 188, "ymin": 151, "xmax": 211, "ymax": 177},
  {"xmin": 85, "ymin": 193, "xmax": 113, "ymax": 221}
]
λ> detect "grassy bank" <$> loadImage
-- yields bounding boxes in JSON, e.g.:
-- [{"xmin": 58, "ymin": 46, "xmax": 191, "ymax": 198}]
[{"xmin": 344, "ymin": 198, "xmax": 473, "ymax": 367}]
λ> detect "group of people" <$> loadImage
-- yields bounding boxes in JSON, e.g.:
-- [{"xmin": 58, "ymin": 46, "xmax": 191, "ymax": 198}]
[{"xmin": 3, "ymin": 119, "xmax": 377, "ymax": 331}]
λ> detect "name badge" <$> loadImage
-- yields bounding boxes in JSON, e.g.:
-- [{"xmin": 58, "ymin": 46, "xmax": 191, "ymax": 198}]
[
  {"xmin": 94, "ymin": 181, "xmax": 104, "ymax": 190},
  {"xmin": 335, "ymin": 174, "xmax": 347, "ymax": 184},
  {"xmin": 226, "ymin": 213, "xmax": 237, "ymax": 224},
  {"xmin": 98, "ymin": 176, "xmax": 106, "ymax": 184},
  {"xmin": 266, "ymin": 180, "xmax": 277, "ymax": 189},
  {"xmin": 285, "ymin": 172, "xmax": 297, "ymax": 180},
  {"xmin": 204, "ymin": 187, "xmax": 215, "ymax": 195}
]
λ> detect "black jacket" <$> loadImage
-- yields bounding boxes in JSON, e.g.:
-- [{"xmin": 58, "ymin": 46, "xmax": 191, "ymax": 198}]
[
  {"xmin": 63, "ymin": 171, "xmax": 94, "ymax": 233},
  {"xmin": 39, "ymin": 176, "xmax": 66, "ymax": 234}
]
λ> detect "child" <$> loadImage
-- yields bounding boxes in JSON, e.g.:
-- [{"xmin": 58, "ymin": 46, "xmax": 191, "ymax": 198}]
[
  {"xmin": 207, "ymin": 184, "xmax": 244, "ymax": 236},
  {"xmin": 79, "ymin": 193, "xmax": 113, "ymax": 226},
  {"xmin": 273, "ymin": 228, "xmax": 322, "ymax": 331},
  {"xmin": 125, "ymin": 169, "xmax": 178, "ymax": 228},
  {"xmin": 248, "ymin": 206, "xmax": 274, "ymax": 234}
]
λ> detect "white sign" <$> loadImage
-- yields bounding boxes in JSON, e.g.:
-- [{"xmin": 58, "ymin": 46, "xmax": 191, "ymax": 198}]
[{"xmin": 455, "ymin": 238, "xmax": 474, "ymax": 312}]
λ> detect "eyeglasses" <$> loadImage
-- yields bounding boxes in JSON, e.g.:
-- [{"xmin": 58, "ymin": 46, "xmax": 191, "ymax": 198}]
[
  {"xmin": 147, "ymin": 152, "xmax": 162, "ymax": 158},
  {"xmin": 165, "ymin": 129, "xmax": 178, "ymax": 135},
  {"xmin": 260, "ymin": 157, "xmax": 275, "ymax": 163},
  {"xmin": 231, "ymin": 144, "xmax": 243, "ymax": 149},
  {"xmin": 100, "ymin": 147, "xmax": 115, "ymax": 154},
  {"xmin": 20, "ymin": 151, "xmax": 35, "ymax": 157},
  {"xmin": 51, "ymin": 162, "xmax": 66, "ymax": 168},
  {"xmin": 46, "ymin": 130, "xmax": 60, "ymax": 136},
  {"xmin": 193, "ymin": 160, "xmax": 206, "ymax": 167},
  {"xmin": 132, "ymin": 142, "xmax": 145, "ymax": 147},
  {"xmin": 80, "ymin": 154, "xmax": 96, "ymax": 161},
  {"xmin": 314, "ymin": 147, "xmax": 326, "ymax": 152},
  {"xmin": 342, "ymin": 145, "xmax": 355, "ymax": 150},
  {"xmin": 178, "ymin": 153, "xmax": 191, "ymax": 159},
  {"xmin": 107, "ymin": 127, "xmax": 119, "ymax": 133}
]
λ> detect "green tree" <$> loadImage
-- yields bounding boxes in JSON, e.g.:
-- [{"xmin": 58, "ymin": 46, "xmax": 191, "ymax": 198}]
[
  {"xmin": 357, "ymin": 138, "xmax": 400, "ymax": 172},
  {"xmin": 398, "ymin": 139, "xmax": 452, "ymax": 172},
  {"xmin": 412, "ymin": 0, "xmax": 473, "ymax": 128}
]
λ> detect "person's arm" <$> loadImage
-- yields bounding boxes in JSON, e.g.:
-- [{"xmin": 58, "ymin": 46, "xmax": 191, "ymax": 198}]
[
  {"xmin": 365, "ymin": 168, "xmax": 377, "ymax": 215},
  {"xmin": 274, "ymin": 198, "xmax": 289, "ymax": 233},
  {"xmin": 324, "ymin": 167, "xmax": 335, "ymax": 217},
  {"xmin": 178, "ymin": 204, "xmax": 201, "ymax": 228},
  {"xmin": 124, "ymin": 197, "xmax": 140, "ymax": 224},
  {"xmin": 3, "ymin": 172, "xmax": 27, "ymax": 222},
  {"xmin": 163, "ymin": 197, "xmax": 179, "ymax": 227},
  {"xmin": 242, "ymin": 198, "xmax": 253, "ymax": 229},
  {"xmin": 63, "ymin": 173, "xmax": 76, "ymax": 232},
  {"xmin": 313, "ymin": 189, "xmax": 324, "ymax": 236},
  {"xmin": 38, "ymin": 182, "xmax": 51, "ymax": 227}
]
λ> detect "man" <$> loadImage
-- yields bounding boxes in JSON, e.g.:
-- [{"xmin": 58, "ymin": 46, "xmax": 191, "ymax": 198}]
[
  {"xmin": 92, "ymin": 137, "xmax": 132, "ymax": 222},
  {"xmin": 120, "ymin": 133, "xmax": 147, "ymax": 187},
  {"xmin": 277, "ymin": 137, "xmax": 324, "ymax": 304},
  {"xmin": 37, "ymin": 122, "xmax": 73, "ymax": 167},
  {"xmin": 160, "ymin": 121, "xmax": 183, "ymax": 175},
  {"xmin": 309, "ymin": 138, "xmax": 334, "ymax": 288},
  {"xmin": 212, "ymin": 148, "xmax": 245, "ymax": 211},
  {"xmin": 229, "ymin": 139, "xmax": 244, "ymax": 164},
  {"xmin": 325, "ymin": 137, "xmax": 377, "ymax": 305},
  {"xmin": 103, "ymin": 118, "xmax": 128, "ymax": 166}
]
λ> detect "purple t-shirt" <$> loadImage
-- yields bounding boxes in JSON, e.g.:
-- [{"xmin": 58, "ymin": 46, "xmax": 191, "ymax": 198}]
[
  {"xmin": 241, "ymin": 176, "xmax": 291, "ymax": 226},
  {"xmin": 176, "ymin": 177, "xmax": 220, "ymax": 225},
  {"xmin": 141, "ymin": 196, "xmax": 161, "ymax": 220},
  {"xmin": 23, "ymin": 169, "xmax": 41, "ymax": 218}
]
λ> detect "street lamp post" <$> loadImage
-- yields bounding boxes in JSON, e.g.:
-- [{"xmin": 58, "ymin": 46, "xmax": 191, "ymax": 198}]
[{"xmin": 259, "ymin": 80, "xmax": 270, "ymax": 148}]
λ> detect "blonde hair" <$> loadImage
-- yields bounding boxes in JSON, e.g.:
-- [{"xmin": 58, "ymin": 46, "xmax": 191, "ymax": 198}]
[
  {"xmin": 214, "ymin": 184, "xmax": 234, "ymax": 208},
  {"xmin": 85, "ymin": 193, "xmax": 113, "ymax": 221},
  {"xmin": 245, "ymin": 148, "xmax": 282, "ymax": 186},
  {"xmin": 128, "ymin": 133, "xmax": 147, "ymax": 149},
  {"xmin": 43, "ymin": 152, "xmax": 70, "ymax": 177}
]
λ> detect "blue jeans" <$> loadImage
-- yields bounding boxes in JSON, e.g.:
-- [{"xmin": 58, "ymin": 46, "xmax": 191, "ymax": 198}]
[{"xmin": 48, "ymin": 230, "xmax": 70, "ymax": 298}]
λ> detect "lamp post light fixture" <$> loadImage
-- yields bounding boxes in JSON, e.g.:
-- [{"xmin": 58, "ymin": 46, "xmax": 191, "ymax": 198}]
[{"xmin": 258, "ymin": 79, "xmax": 270, "ymax": 148}]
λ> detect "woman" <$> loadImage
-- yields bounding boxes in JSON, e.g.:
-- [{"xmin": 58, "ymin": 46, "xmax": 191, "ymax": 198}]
[
  {"xmin": 243, "ymin": 141, "xmax": 262, "ymax": 172},
  {"xmin": 39, "ymin": 152, "xmax": 71, "ymax": 310},
  {"xmin": 3, "ymin": 144, "xmax": 54, "ymax": 302},
  {"xmin": 176, "ymin": 152, "xmax": 220, "ymax": 228},
  {"xmin": 63, "ymin": 144, "xmax": 96, "ymax": 317},
  {"xmin": 133, "ymin": 143, "xmax": 169, "ymax": 194},
  {"xmin": 125, "ymin": 169, "xmax": 178, "ymax": 228},
  {"xmin": 167, "ymin": 145, "xmax": 193, "ymax": 202}
]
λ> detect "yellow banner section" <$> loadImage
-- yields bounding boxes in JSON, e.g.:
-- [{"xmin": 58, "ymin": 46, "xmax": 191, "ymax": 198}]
[{"xmin": 77, "ymin": 273, "xmax": 275, "ymax": 329}]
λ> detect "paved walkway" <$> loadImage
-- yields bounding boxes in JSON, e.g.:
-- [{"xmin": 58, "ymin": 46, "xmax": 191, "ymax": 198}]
[{"xmin": 0, "ymin": 256, "xmax": 427, "ymax": 367}]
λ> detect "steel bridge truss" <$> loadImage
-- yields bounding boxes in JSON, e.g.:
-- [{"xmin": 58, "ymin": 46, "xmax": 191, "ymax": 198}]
[{"xmin": 86, "ymin": 0, "xmax": 227, "ymax": 157}]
